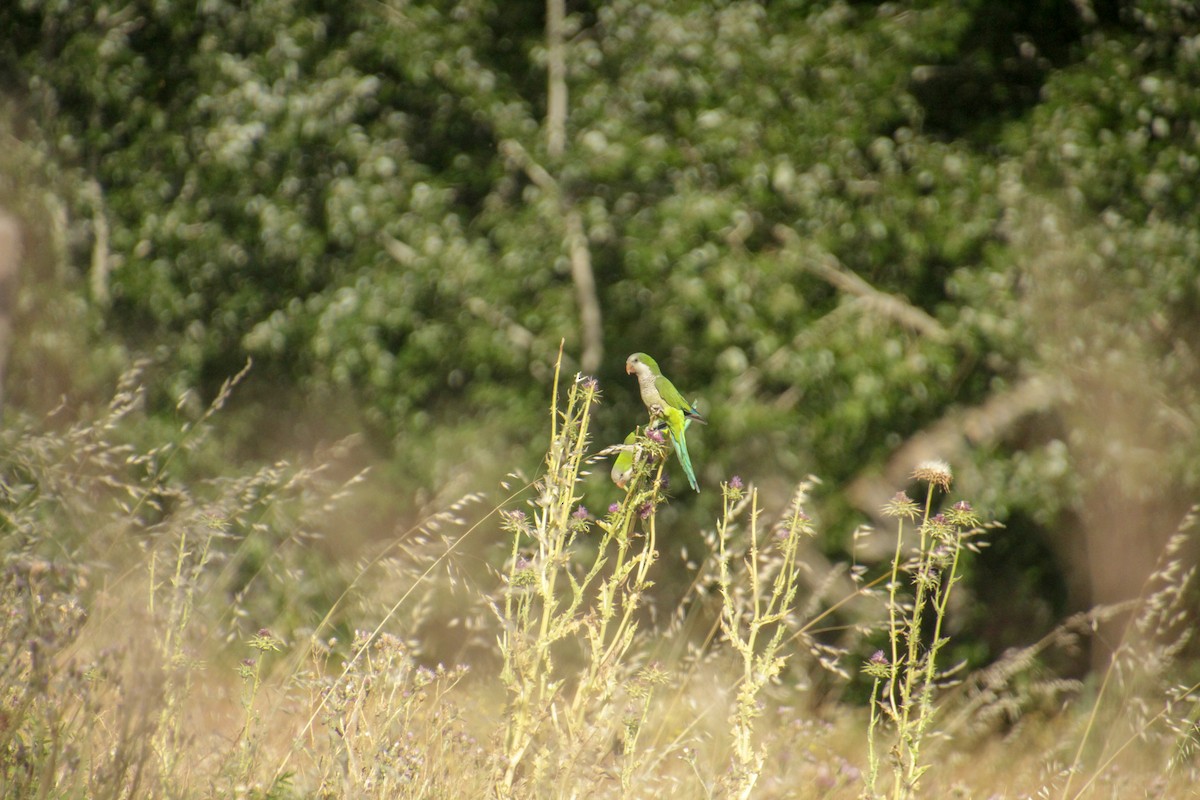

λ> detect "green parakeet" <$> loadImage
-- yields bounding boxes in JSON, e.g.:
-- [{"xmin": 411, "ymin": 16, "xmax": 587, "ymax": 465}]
[
  {"xmin": 625, "ymin": 353, "xmax": 705, "ymax": 492},
  {"xmin": 609, "ymin": 418, "xmax": 691, "ymax": 489},
  {"xmin": 611, "ymin": 431, "xmax": 637, "ymax": 489}
]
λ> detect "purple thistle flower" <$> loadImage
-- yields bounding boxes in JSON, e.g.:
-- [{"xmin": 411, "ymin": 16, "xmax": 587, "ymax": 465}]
[
  {"xmin": 647, "ymin": 428, "xmax": 665, "ymax": 444},
  {"xmin": 947, "ymin": 499, "xmax": 980, "ymax": 527},
  {"xmin": 729, "ymin": 475, "xmax": 744, "ymax": 490},
  {"xmin": 608, "ymin": 502, "xmax": 620, "ymax": 514},
  {"xmin": 882, "ymin": 491, "xmax": 919, "ymax": 520},
  {"xmin": 572, "ymin": 506, "xmax": 590, "ymax": 521}
]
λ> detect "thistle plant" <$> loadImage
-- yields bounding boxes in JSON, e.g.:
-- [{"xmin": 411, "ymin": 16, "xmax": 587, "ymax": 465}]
[
  {"xmin": 232, "ymin": 628, "xmax": 282, "ymax": 786},
  {"xmin": 864, "ymin": 461, "xmax": 983, "ymax": 799},
  {"xmin": 495, "ymin": 355, "xmax": 670, "ymax": 796},
  {"xmin": 716, "ymin": 476, "xmax": 814, "ymax": 799}
]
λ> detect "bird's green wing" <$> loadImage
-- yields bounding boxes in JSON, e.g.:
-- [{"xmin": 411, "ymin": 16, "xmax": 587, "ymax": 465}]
[
  {"xmin": 654, "ymin": 374, "xmax": 705, "ymax": 422},
  {"xmin": 654, "ymin": 374, "xmax": 692, "ymax": 414}
]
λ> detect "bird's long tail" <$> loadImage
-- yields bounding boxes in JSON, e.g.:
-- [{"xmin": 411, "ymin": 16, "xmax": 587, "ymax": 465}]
[{"xmin": 668, "ymin": 426, "xmax": 700, "ymax": 492}]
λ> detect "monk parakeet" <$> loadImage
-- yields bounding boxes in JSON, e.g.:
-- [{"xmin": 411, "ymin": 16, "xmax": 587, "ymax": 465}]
[
  {"xmin": 611, "ymin": 431, "xmax": 638, "ymax": 489},
  {"xmin": 610, "ymin": 418, "xmax": 691, "ymax": 489},
  {"xmin": 609, "ymin": 417, "xmax": 696, "ymax": 491},
  {"xmin": 625, "ymin": 353, "xmax": 705, "ymax": 492}
]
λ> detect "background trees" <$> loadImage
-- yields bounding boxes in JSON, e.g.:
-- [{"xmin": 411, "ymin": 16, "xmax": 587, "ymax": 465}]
[{"xmin": 2, "ymin": 0, "xmax": 1199, "ymax": 664}]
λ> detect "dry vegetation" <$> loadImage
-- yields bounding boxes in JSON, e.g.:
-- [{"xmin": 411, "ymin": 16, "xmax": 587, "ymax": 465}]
[{"xmin": 1, "ymin": 357, "xmax": 1198, "ymax": 799}]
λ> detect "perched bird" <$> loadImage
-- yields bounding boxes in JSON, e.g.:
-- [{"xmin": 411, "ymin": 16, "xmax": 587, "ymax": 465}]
[
  {"xmin": 625, "ymin": 353, "xmax": 706, "ymax": 424},
  {"xmin": 609, "ymin": 418, "xmax": 689, "ymax": 489},
  {"xmin": 625, "ymin": 353, "xmax": 705, "ymax": 492},
  {"xmin": 611, "ymin": 431, "xmax": 638, "ymax": 489}
]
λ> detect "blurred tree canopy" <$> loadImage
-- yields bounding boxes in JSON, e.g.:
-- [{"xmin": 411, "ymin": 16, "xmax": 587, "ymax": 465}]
[{"xmin": 2, "ymin": 0, "xmax": 1200, "ymax": 656}]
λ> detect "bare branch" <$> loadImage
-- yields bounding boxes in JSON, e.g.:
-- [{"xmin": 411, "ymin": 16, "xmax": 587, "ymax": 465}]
[
  {"xmin": 564, "ymin": 209, "xmax": 603, "ymax": 374},
  {"xmin": 847, "ymin": 374, "xmax": 1065, "ymax": 527},
  {"xmin": 0, "ymin": 211, "xmax": 19, "ymax": 413},
  {"xmin": 545, "ymin": 0, "xmax": 567, "ymax": 160},
  {"xmin": 774, "ymin": 225, "xmax": 948, "ymax": 343},
  {"xmin": 499, "ymin": 140, "xmax": 604, "ymax": 375},
  {"xmin": 84, "ymin": 179, "xmax": 111, "ymax": 307}
]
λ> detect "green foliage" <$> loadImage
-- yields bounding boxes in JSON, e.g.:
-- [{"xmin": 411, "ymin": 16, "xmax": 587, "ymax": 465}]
[
  {"xmin": 4, "ymin": 0, "xmax": 1200, "ymax": 674},
  {"xmin": 2, "ymin": 0, "xmax": 1001, "ymax": 451}
]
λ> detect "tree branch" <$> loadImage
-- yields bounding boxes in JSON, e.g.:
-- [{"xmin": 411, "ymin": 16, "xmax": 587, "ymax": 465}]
[
  {"xmin": 564, "ymin": 209, "xmax": 603, "ymax": 374},
  {"xmin": 545, "ymin": 0, "xmax": 567, "ymax": 160},
  {"xmin": 0, "ymin": 211, "xmax": 20, "ymax": 413},
  {"xmin": 847, "ymin": 374, "xmax": 1065, "ymax": 531},
  {"xmin": 774, "ymin": 225, "xmax": 948, "ymax": 343},
  {"xmin": 500, "ymin": 140, "xmax": 604, "ymax": 374}
]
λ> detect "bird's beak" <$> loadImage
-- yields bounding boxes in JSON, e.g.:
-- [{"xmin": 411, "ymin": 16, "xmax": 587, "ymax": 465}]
[{"xmin": 625, "ymin": 363, "xmax": 634, "ymax": 374}]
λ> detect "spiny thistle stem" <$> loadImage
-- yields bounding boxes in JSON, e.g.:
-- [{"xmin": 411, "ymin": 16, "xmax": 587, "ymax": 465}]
[
  {"xmin": 497, "ymin": 358, "xmax": 667, "ymax": 796},
  {"xmin": 717, "ymin": 478, "xmax": 812, "ymax": 799},
  {"xmin": 864, "ymin": 461, "xmax": 979, "ymax": 800}
]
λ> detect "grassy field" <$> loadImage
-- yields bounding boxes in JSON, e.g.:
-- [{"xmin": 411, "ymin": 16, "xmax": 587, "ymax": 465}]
[{"xmin": 2, "ymin": 361, "xmax": 1197, "ymax": 799}]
